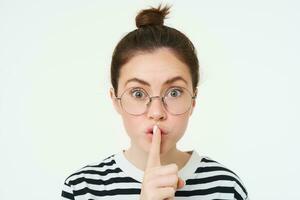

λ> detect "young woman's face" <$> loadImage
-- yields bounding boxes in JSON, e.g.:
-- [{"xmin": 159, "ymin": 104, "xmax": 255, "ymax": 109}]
[{"xmin": 110, "ymin": 48, "xmax": 196, "ymax": 155}]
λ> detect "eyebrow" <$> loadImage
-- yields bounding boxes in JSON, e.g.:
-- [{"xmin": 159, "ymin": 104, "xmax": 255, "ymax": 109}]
[{"xmin": 124, "ymin": 76, "xmax": 188, "ymax": 87}]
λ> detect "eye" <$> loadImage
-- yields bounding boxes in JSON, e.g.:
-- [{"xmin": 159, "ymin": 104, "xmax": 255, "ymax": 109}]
[
  {"xmin": 130, "ymin": 88, "xmax": 147, "ymax": 99},
  {"xmin": 166, "ymin": 87, "xmax": 183, "ymax": 98}
]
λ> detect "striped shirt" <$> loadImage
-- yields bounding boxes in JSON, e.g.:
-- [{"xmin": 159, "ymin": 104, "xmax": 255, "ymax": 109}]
[{"xmin": 61, "ymin": 150, "xmax": 249, "ymax": 200}]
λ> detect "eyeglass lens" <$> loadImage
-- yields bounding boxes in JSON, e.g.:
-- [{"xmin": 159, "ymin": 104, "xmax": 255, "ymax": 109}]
[{"xmin": 120, "ymin": 87, "xmax": 193, "ymax": 115}]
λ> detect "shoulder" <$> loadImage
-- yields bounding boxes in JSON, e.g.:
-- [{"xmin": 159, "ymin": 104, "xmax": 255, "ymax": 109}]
[
  {"xmin": 196, "ymin": 156, "xmax": 249, "ymax": 199},
  {"xmin": 61, "ymin": 153, "xmax": 142, "ymax": 199},
  {"xmin": 197, "ymin": 156, "xmax": 240, "ymax": 177},
  {"xmin": 63, "ymin": 153, "xmax": 119, "ymax": 186}
]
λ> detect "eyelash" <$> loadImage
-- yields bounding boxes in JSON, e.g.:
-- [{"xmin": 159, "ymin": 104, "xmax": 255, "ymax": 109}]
[
  {"xmin": 168, "ymin": 88, "xmax": 183, "ymax": 97},
  {"xmin": 131, "ymin": 88, "xmax": 146, "ymax": 98}
]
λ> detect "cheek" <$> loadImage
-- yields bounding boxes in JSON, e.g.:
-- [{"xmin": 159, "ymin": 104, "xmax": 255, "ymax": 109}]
[
  {"xmin": 121, "ymin": 114, "xmax": 143, "ymax": 136},
  {"xmin": 169, "ymin": 114, "xmax": 190, "ymax": 136}
]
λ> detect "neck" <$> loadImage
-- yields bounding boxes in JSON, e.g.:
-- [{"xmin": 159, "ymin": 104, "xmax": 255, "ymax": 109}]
[{"xmin": 123, "ymin": 144, "xmax": 191, "ymax": 171}]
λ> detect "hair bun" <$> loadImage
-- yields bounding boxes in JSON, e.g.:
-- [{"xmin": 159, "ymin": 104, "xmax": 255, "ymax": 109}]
[{"xmin": 135, "ymin": 4, "xmax": 170, "ymax": 28}]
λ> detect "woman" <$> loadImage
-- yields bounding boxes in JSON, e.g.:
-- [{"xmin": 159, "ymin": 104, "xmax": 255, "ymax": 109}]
[{"xmin": 61, "ymin": 4, "xmax": 249, "ymax": 200}]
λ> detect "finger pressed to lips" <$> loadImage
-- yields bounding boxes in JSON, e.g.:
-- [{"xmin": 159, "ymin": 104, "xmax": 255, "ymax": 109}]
[
  {"xmin": 146, "ymin": 125, "xmax": 168, "ymax": 135},
  {"xmin": 146, "ymin": 125, "xmax": 162, "ymax": 169}
]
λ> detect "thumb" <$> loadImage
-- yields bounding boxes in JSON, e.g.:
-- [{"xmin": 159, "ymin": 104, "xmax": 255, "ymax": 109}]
[{"xmin": 177, "ymin": 177, "xmax": 185, "ymax": 189}]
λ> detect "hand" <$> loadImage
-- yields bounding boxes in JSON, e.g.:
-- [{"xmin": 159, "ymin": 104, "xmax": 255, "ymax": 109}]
[{"xmin": 140, "ymin": 125, "xmax": 185, "ymax": 200}]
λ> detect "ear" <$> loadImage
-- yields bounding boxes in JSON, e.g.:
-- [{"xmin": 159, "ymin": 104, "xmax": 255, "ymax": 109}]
[
  {"xmin": 110, "ymin": 88, "xmax": 122, "ymax": 115},
  {"xmin": 189, "ymin": 88, "xmax": 198, "ymax": 116}
]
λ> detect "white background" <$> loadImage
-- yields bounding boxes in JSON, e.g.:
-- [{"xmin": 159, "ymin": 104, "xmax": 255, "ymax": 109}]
[{"xmin": 1, "ymin": 0, "xmax": 299, "ymax": 199}]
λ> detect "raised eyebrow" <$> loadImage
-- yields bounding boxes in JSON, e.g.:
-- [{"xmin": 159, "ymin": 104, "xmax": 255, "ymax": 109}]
[
  {"xmin": 164, "ymin": 76, "xmax": 188, "ymax": 85},
  {"xmin": 125, "ymin": 78, "xmax": 150, "ymax": 87},
  {"xmin": 124, "ymin": 76, "xmax": 188, "ymax": 87}
]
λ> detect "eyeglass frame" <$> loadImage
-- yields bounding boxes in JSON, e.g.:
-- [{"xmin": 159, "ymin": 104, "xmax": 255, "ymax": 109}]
[{"xmin": 114, "ymin": 86, "xmax": 197, "ymax": 116}]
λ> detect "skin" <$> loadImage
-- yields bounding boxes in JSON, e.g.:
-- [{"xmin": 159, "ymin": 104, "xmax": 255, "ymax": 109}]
[{"xmin": 110, "ymin": 47, "xmax": 197, "ymax": 199}]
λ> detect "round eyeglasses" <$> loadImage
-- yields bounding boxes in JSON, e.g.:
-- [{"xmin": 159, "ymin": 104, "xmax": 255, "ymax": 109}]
[{"xmin": 114, "ymin": 86, "xmax": 197, "ymax": 116}]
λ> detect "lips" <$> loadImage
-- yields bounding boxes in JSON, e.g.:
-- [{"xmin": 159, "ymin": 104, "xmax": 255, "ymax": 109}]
[{"xmin": 146, "ymin": 126, "xmax": 167, "ymax": 135}]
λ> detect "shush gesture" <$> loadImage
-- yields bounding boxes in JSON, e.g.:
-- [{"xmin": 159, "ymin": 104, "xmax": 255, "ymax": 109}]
[{"xmin": 140, "ymin": 125, "xmax": 185, "ymax": 200}]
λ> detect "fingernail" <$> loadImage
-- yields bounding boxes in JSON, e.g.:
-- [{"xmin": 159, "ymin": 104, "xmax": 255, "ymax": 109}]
[{"xmin": 153, "ymin": 125, "xmax": 158, "ymax": 134}]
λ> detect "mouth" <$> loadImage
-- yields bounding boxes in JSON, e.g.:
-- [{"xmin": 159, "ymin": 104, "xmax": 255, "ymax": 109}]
[{"xmin": 146, "ymin": 127, "xmax": 167, "ymax": 135}]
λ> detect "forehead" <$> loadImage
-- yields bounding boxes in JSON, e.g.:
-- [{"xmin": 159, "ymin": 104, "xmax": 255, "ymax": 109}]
[{"xmin": 118, "ymin": 48, "xmax": 192, "ymax": 90}]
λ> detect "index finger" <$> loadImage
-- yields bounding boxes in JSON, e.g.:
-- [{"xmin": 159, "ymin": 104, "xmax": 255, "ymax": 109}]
[{"xmin": 146, "ymin": 125, "xmax": 161, "ymax": 170}]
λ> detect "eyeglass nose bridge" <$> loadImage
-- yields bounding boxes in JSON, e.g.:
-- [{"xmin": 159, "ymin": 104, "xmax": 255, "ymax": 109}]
[{"xmin": 146, "ymin": 95, "xmax": 166, "ymax": 107}]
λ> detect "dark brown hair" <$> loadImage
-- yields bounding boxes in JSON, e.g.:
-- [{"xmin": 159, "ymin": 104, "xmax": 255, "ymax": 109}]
[{"xmin": 110, "ymin": 4, "xmax": 199, "ymax": 96}]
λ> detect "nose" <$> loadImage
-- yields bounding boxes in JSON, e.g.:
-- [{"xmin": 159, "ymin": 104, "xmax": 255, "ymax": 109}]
[{"xmin": 146, "ymin": 96, "xmax": 167, "ymax": 121}]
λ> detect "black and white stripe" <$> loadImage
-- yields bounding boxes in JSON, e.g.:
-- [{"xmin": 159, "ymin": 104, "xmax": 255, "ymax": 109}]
[{"xmin": 61, "ymin": 152, "xmax": 249, "ymax": 200}]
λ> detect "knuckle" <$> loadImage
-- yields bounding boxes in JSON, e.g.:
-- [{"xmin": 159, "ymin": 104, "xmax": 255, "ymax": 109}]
[
  {"xmin": 170, "ymin": 174, "xmax": 178, "ymax": 182},
  {"xmin": 168, "ymin": 187, "xmax": 176, "ymax": 195},
  {"xmin": 171, "ymin": 163, "xmax": 178, "ymax": 171}
]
